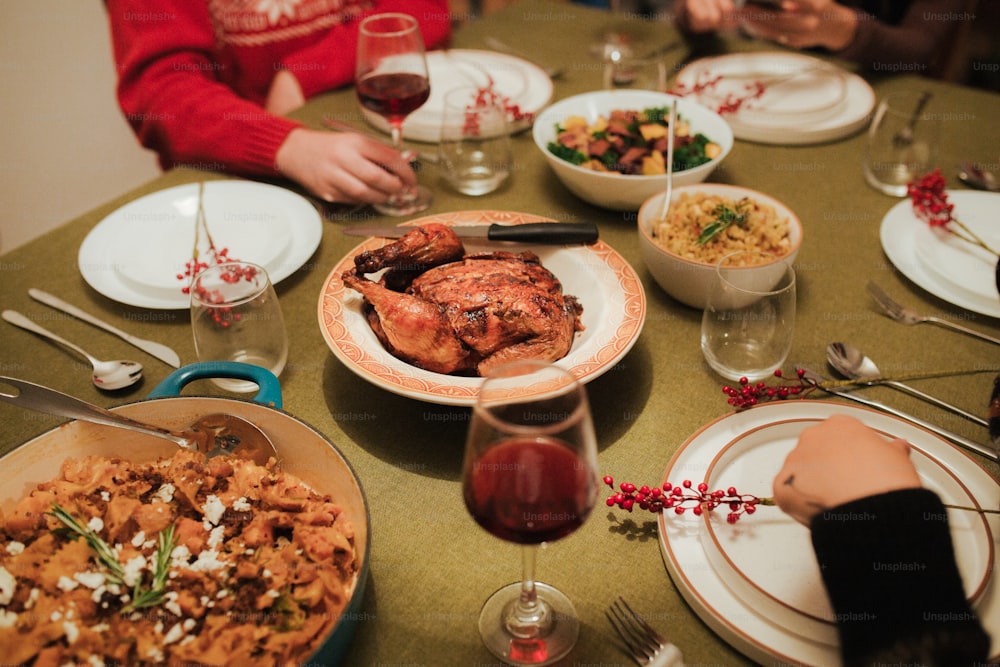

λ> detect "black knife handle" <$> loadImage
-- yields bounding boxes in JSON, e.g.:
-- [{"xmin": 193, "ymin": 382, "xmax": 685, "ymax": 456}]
[{"xmin": 487, "ymin": 223, "xmax": 599, "ymax": 245}]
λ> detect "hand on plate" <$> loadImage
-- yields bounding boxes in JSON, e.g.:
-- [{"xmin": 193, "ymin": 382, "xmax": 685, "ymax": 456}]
[
  {"xmin": 772, "ymin": 414, "xmax": 922, "ymax": 525},
  {"xmin": 275, "ymin": 128, "xmax": 417, "ymax": 205}
]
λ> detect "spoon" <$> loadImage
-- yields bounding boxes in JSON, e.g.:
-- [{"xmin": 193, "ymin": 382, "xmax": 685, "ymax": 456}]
[
  {"xmin": 826, "ymin": 342, "xmax": 988, "ymax": 427},
  {"xmin": 3, "ymin": 310, "xmax": 142, "ymax": 390},
  {"xmin": 957, "ymin": 161, "xmax": 1000, "ymax": 192},
  {"xmin": 0, "ymin": 376, "xmax": 278, "ymax": 466},
  {"xmin": 656, "ymin": 104, "xmax": 678, "ymax": 221}
]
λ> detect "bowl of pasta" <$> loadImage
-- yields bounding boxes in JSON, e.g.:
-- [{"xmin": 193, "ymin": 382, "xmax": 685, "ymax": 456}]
[{"xmin": 0, "ymin": 363, "xmax": 369, "ymax": 666}]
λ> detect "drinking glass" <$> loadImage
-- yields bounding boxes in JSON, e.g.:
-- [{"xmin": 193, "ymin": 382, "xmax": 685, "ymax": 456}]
[
  {"xmin": 355, "ymin": 13, "xmax": 432, "ymax": 216},
  {"xmin": 701, "ymin": 251, "xmax": 796, "ymax": 382},
  {"xmin": 603, "ymin": 56, "xmax": 667, "ymax": 91},
  {"xmin": 439, "ymin": 87, "xmax": 512, "ymax": 196},
  {"xmin": 190, "ymin": 261, "xmax": 288, "ymax": 393},
  {"xmin": 863, "ymin": 91, "xmax": 939, "ymax": 197},
  {"xmin": 462, "ymin": 360, "xmax": 599, "ymax": 666}
]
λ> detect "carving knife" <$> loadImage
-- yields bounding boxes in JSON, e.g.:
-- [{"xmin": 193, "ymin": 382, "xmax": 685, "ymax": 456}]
[
  {"xmin": 28, "ymin": 288, "xmax": 181, "ymax": 368},
  {"xmin": 342, "ymin": 222, "xmax": 599, "ymax": 245}
]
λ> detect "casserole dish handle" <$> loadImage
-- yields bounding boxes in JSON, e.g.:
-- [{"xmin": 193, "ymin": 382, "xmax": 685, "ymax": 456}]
[{"xmin": 147, "ymin": 362, "xmax": 282, "ymax": 408}]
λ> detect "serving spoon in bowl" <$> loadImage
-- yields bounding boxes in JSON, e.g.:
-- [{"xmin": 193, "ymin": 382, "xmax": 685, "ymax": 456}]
[
  {"xmin": 826, "ymin": 341, "xmax": 988, "ymax": 428},
  {"xmin": 0, "ymin": 376, "xmax": 278, "ymax": 466},
  {"xmin": 3, "ymin": 310, "xmax": 142, "ymax": 391}
]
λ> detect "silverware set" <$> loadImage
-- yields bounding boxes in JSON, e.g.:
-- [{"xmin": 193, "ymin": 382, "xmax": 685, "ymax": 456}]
[
  {"xmin": 3, "ymin": 289, "xmax": 180, "ymax": 391},
  {"xmin": 803, "ymin": 282, "xmax": 1000, "ymax": 462}
]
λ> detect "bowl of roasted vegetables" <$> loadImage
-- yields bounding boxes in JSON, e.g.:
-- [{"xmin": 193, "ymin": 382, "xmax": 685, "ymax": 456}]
[{"xmin": 532, "ymin": 90, "xmax": 733, "ymax": 211}]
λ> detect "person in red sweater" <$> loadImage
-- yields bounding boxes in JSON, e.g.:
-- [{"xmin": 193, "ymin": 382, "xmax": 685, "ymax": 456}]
[{"xmin": 106, "ymin": 0, "xmax": 451, "ymax": 205}]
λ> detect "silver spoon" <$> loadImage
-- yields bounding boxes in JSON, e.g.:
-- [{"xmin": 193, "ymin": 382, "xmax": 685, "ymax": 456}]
[
  {"xmin": 0, "ymin": 376, "xmax": 278, "ymax": 466},
  {"xmin": 957, "ymin": 161, "xmax": 999, "ymax": 192},
  {"xmin": 826, "ymin": 342, "xmax": 988, "ymax": 427},
  {"xmin": 3, "ymin": 310, "xmax": 142, "ymax": 391}
]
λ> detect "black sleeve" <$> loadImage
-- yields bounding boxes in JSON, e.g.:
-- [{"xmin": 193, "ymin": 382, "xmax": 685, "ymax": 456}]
[{"xmin": 810, "ymin": 488, "xmax": 992, "ymax": 666}]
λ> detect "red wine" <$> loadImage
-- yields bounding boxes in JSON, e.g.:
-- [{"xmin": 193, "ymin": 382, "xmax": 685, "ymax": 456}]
[
  {"xmin": 464, "ymin": 437, "xmax": 596, "ymax": 544},
  {"xmin": 357, "ymin": 72, "xmax": 430, "ymax": 123}
]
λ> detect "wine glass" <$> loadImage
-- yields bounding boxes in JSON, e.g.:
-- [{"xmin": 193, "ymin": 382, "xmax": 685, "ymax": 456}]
[
  {"xmin": 355, "ymin": 12, "xmax": 432, "ymax": 216},
  {"xmin": 462, "ymin": 360, "xmax": 600, "ymax": 665}
]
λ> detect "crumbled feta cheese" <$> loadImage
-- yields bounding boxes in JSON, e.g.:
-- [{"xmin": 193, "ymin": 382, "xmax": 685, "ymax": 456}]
[
  {"xmin": 25, "ymin": 588, "xmax": 39, "ymax": 609},
  {"xmin": 87, "ymin": 517, "xmax": 104, "ymax": 533},
  {"xmin": 153, "ymin": 483, "xmax": 175, "ymax": 504},
  {"xmin": 57, "ymin": 576, "xmax": 79, "ymax": 592},
  {"xmin": 88, "ymin": 655, "xmax": 106, "ymax": 667},
  {"xmin": 170, "ymin": 545, "xmax": 191, "ymax": 568},
  {"xmin": 189, "ymin": 549, "xmax": 227, "ymax": 572},
  {"xmin": 63, "ymin": 621, "xmax": 80, "ymax": 644},
  {"xmin": 266, "ymin": 589, "xmax": 279, "ymax": 598},
  {"xmin": 202, "ymin": 494, "xmax": 225, "ymax": 525},
  {"xmin": 122, "ymin": 555, "xmax": 147, "ymax": 587},
  {"xmin": 232, "ymin": 497, "xmax": 251, "ymax": 512},
  {"xmin": 100, "ymin": 491, "xmax": 110, "ymax": 501},
  {"xmin": 163, "ymin": 621, "xmax": 185, "ymax": 645},
  {"xmin": 131, "ymin": 531, "xmax": 146, "ymax": 548},
  {"xmin": 146, "ymin": 647, "xmax": 165, "ymax": 662},
  {"xmin": 207, "ymin": 526, "xmax": 225, "ymax": 549},
  {"xmin": 183, "ymin": 618, "xmax": 196, "ymax": 631},
  {"xmin": 0, "ymin": 567, "xmax": 16, "ymax": 605},
  {"xmin": 0, "ymin": 609, "xmax": 16, "ymax": 628},
  {"xmin": 75, "ymin": 572, "xmax": 105, "ymax": 590},
  {"xmin": 164, "ymin": 592, "xmax": 182, "ymax": 617},
  {"xmin": 51, "ymin": 610, "xmax": 63, "ymax": 622},
  {"xmin": 5, "ymin": 541, "xmax": 24, "ymax": 556}
]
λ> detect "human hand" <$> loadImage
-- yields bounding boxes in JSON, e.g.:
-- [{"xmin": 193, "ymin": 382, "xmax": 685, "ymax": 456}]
[
  {"xmin": 740, "ymin": 0, "xmax": 858, "ymax": 51},
  {"xmin": 275, "ymin": 129, "xmax": 417, "ymax": 205},
  {"xmin": 266, "ymin": 69, "xmax": 307, "ymax": 116},
  {"xmin": 772, "ymin": 414, "xmax": 922, "ymax": 525},
  {"xmin": 674, "ymin": 0, "xmax": 742, "ymax": 33}
]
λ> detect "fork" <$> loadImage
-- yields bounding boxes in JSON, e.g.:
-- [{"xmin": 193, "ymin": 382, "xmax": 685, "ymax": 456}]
[
  {"xmin": 483, "ymin": 36, "xmax": 564, "ymax": 79},
  {"xmin": 606, "ymin": 597, "xmax": 686, "ymax": 667},
  {"xmin": 866, "ymin": 281, "xmax": 1000, "ymax": 346}
]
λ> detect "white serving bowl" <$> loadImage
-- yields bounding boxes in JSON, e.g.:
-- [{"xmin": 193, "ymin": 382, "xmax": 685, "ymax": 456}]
[
  {"xmin": 637, "ymin": 183, "xmax": 803, "ymax": 309},
  {"xmin": 532, "ymin": 89, "xmax": 734, "ymax": 211}
]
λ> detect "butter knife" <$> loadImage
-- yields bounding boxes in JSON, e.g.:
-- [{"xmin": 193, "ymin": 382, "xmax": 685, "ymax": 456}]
[
  {"xmin": 342, "ymin": 222, "xmax": 599, "ymax": 245},
  {"xmin": 28, "ymin": 289, "xmax": 181, "ymax": 368},
  {"xmin": 800, "ymin": 367, "xmax": 997, "ymax": 462}
]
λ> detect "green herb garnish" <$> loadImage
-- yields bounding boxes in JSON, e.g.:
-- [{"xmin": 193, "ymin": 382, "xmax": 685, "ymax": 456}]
[
  {"xmin": 697, "ymin": 202, "xmax": 750, "ymax": 245},
  {"xmin": 50, "ymin": 503, "xmax": 176, "ymax": 613}
]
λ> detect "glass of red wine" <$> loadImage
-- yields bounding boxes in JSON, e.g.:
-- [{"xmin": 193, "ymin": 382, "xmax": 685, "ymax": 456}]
[
  {"xmin": 355, "ymin": 13, "xmax": 432, "ymax": 216},
  {"xmin": 462, "ymin": 360, "xmax": 599, "ymax": 665}
]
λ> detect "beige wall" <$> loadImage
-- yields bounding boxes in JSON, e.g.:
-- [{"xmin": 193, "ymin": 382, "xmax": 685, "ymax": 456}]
[{"xmin": 0, "ymin": 0, "xmax": 160, "ymax": 254}]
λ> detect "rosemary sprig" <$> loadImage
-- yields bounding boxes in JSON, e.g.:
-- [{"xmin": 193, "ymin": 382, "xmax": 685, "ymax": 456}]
[
  {"xmin": 49, "ymin": 503, "xmax": 176, "ymax": 613},
  {"xmin": 697, "ymin": 201, "xmax": 749, "ymax": 245}
]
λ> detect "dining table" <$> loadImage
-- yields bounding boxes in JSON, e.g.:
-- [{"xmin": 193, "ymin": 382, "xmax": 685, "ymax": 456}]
[{"xmin": 2, "ymin": 1, "xmax": 999, "ymax": 665}]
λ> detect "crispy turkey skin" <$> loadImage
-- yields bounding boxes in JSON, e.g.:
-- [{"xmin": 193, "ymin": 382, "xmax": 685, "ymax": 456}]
[{"xmin": 341, "ymin": 223, "xmax": 584, "ymax": 376}]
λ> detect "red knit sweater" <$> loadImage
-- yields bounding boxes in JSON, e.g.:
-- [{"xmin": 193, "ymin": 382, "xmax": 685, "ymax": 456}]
[{"xmin": 106, "ymin": 0, "xmax": 451, "ymax": 177}]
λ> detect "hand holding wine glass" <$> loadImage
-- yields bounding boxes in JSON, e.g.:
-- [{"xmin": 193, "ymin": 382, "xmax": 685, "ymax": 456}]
[
  {"xmin": 462, "ymin": 360, "xmax": 599, "ymax": 666},
  {"xmin": 355, "ymin": 13, "xmax": 432, "ymax": 216}
]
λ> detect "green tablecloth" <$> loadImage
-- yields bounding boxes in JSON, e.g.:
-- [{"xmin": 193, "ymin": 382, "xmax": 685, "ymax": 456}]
[{"xmin": 1, "ymin": 2, "xmax": 999, "ymax": 664}]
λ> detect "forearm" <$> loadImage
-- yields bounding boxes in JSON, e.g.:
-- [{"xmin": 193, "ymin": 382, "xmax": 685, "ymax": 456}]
[
  {"xmin": 811, "ymin": 489, "xmax": 990, "ymax": 665},
  {"xmin": 834, "ymin": 0, "xmax": 971, "ymax": 72}
]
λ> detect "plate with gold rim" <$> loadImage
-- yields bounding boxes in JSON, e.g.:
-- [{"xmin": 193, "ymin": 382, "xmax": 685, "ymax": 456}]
[
  {"xmin": 658, "ymin": 400, "xmax": 999, "ymax": 665},
  {"xmin": 317, "ymin": 211, "xmax": 646, "ymax": 406}
]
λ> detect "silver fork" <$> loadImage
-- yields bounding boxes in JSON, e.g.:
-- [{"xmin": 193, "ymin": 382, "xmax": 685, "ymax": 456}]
[
  {"xmin": 866, "ymin": 281, "xmax": 1000, "ymax": 346},
  {"xmin": 606, "ymin": 597, "xmax": 686, "ymax": 667}
]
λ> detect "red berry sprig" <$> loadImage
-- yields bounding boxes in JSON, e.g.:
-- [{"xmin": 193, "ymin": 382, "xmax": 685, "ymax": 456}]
[
  {"xmin": 722, "ymin": 368, "xmax": 817, "ymax": 410},
  {"xmin": 908, "ymin": 169, "xmax": 1000, "ymax": 256},
  {"xmin": 604, "ymin": 476, "xmax": 774, "ymax": 524}
]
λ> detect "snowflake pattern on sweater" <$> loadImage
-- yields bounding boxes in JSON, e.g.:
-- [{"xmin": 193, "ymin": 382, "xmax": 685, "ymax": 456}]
[{"xmin": 209, "ymin": 0, "xmax": 371, "ymax": 47}]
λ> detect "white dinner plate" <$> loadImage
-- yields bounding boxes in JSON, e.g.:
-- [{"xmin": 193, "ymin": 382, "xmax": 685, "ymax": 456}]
[
  {"xmin": 78, "ymin": 181, "xmax": 322, "ymax": 310},
  {"xmin": 361, "ymin": 49, "xmax": 554, "ymax": 143},
  {"xmin": 675, "ymin": 52, "xmax": 875, "ymax": 145},
  {"xmin": 317, "ymin": 211, "xmax": 646, "ymax": 405},
  {"xmin": 658, "ymin": 401, "xmax": 1000, "ymax": 665},
  {"xmin": 880, "ymin": 190, "xmax": 1000, "ymax": 318}
]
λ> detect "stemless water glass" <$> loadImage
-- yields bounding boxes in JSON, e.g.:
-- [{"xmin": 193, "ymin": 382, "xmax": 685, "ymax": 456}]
[
  {"xmin": 701, "ymin": 251, "xmax": 796, "ymax": 382},
  {"xmin": 863, "ymin": 91, "xmax": 939, "ymax": 197},
  {"xmin": 439, "ymin": 87, "xmax": 512, "ymax": 196},
  {"xmin": 462, "ymin": 360, "xmax": 599, "ymax": 666},
  {"xmin": 355, "ymin": 12, "xmax": 432, "ymax": 216},
  {"xmin": 190, "ymin": 261, "xmax": 288, "ymax": 393}
]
